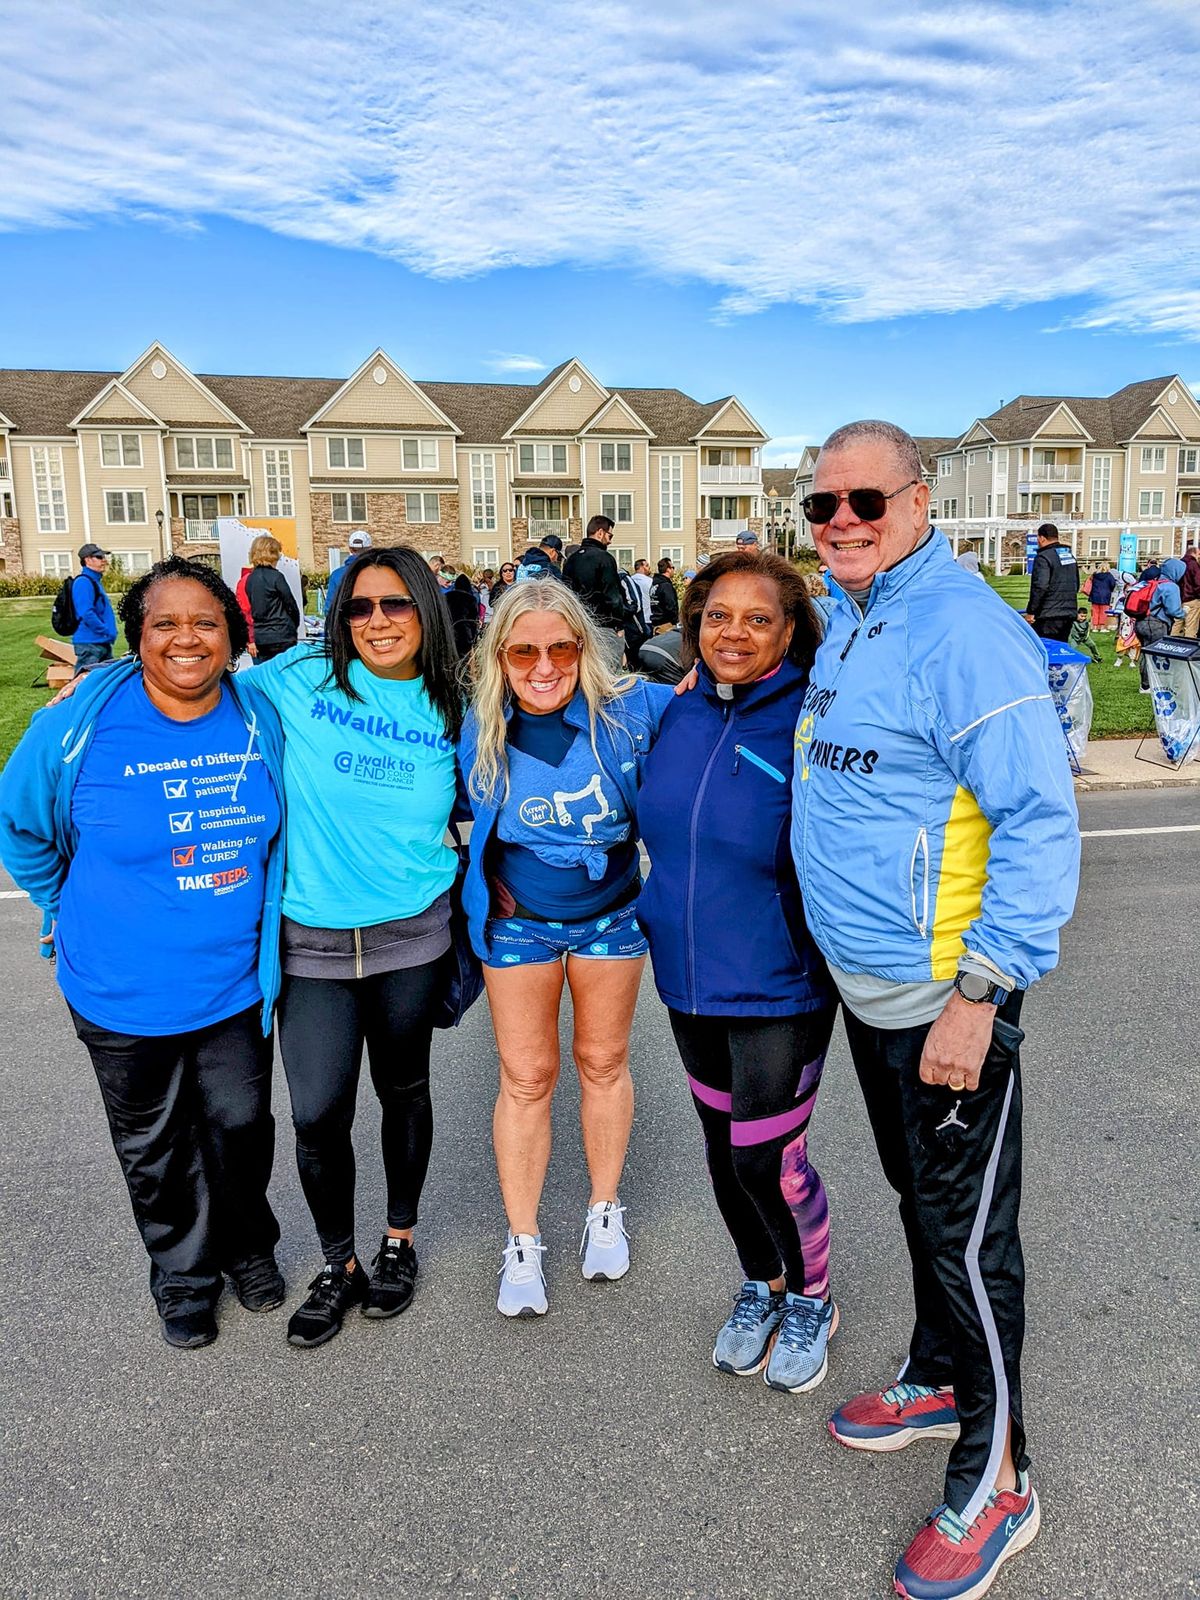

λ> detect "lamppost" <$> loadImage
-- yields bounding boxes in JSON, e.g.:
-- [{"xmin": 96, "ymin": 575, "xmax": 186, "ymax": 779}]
[{"xmin": 155, "ymin": 507, "xmax": 166, "ymax": 559}]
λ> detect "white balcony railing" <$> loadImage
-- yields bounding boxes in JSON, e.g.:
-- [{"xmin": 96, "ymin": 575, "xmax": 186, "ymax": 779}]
[
  {"xmin": 183, "ymin": 519, "xmax": 218, "ymax": 542},
  {"xmin": 700, "ymin": 466, "xmax": 759, "ymax": 485},
  {"xmin": 528, "ymin": 518, "xmax": 569, "ymax": 541},
  {"xmin": 709, "ymin": 518, "xmax": 747, "ymax": 539},
  {"xmin": 1026, "ymin": 464, "xmax": 1082, "ymax": 483},
  {"xmin": 0, "ymin": 459, "xmax": 9, "ymax": 478}
]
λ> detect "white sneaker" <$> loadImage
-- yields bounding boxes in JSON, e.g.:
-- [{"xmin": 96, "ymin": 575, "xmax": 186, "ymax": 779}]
[
  {"xmin": 497, "ymin": 1232, "xmax": 547, "ymax": 1318},
  {"xmin": 579, "ymin": 1200, "xmax": 629, "ymax": 1281}
]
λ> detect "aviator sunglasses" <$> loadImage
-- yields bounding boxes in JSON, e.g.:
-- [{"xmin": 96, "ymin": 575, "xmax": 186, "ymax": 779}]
[
  {"xmin": 343, "ymin": 594, "xmax": 418, "ymax": 623},
  {"xmin": 802, "ymin": 478, "xmax": 919, "ymax": 525},
  {"xmin": 503, "ymin": 638, "xmax": 582, "ymax": 668}
]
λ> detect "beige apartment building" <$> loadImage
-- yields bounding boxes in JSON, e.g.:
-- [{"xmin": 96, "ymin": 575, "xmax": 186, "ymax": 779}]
[{"xmin": 0, "ymin": 344, "xmax": 771, "ymax": 578}]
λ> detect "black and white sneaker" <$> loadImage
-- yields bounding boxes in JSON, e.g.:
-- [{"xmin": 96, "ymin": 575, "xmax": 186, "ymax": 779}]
[
  {"xmin": 286, "ymin": 1261, "xmax": 369, "ymax": 1347},
  {"xmin": 362, "ymin": 1236, "xmax": 418, "ymax": 1319}
]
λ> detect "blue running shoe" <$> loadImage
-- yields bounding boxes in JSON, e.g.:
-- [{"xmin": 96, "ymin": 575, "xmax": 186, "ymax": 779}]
[
  {"xmin": 712, "ymin": 1281, "xmax": 786, "ymax": 1375},
  {"xmin": 765, "ymin": 1292, "xmax": 839, "ymax": 1393}
]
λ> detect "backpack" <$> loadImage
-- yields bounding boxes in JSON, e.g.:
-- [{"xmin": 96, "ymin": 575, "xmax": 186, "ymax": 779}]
[
  {"xmin": 51, "ymin": 575, "xmax": 80, "ymax": 636},
  {"xmin": 618, "ymin": 571, "xmax": 649, "ymax": 636},
  {"xmin": 1125, "ymin": 579, "xmax": 1159, "ymax": 618}
]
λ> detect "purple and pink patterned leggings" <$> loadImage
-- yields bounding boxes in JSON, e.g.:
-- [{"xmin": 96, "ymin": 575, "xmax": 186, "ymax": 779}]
[{"xmin": 667, "ymin": 1006, "xmax": 836, "ymax": 1299}]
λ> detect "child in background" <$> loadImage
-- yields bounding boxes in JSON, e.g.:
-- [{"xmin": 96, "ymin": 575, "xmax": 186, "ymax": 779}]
[{"xmin": 1070, "ymin": 606, "xmax": 1101, "ymax": 663}]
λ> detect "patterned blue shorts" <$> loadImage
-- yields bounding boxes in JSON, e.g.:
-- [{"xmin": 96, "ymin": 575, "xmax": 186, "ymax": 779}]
[{"xmin": 483, "ymin": 898, "xmax": 648, "ymax": 967}]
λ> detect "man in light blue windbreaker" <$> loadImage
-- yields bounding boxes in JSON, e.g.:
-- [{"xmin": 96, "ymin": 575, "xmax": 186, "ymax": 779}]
[{"xmin": 790, "ymin": 420, "xmax": 1079, "ymax": 1600}]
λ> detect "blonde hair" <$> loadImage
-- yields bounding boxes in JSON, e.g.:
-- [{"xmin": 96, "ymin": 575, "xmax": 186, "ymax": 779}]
[
  {"xmin": 469, "ymin": 580, "xmax": 637, "ymax": 804},
  {"xmin": 249, "ymin": 534, "xmax": 282, "ymax": 567}
]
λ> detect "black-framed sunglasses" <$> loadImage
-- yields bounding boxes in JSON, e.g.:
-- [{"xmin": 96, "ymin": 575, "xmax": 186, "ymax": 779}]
[
  {"xmin": 500, "ymin": 565, "xmax": 516, "ymax": 575},
  {"xmin": 343, "ymin": 595, "xmax": 419, "ymax": 624},
  {"xmin": 802, "ymin": 479, "xmax": 919, "ymax": 525}
]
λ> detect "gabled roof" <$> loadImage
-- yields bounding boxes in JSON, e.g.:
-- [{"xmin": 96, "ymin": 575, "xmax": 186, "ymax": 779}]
[
  {"xmin": 503, "ymin": 358, "xmax": 608, "ymax": 438},
  {"xmin": 0, "ymin": 370, "xmax": 120, "ymax": 435},
  {"xmin": 914, "ymin": 436, "xmax": 958, "ymax": 473},
  {"xmin": 969, "ymin": 376, "xmax": 1187, "ymax": 449},
  {"xmin": 692, "ymin": 395, "xmax": 769, "ymax": 442},
  {"xmin": 70, "ymin": 378, "xmax": 164, "ymax": 430},
  {"xmin": 301, "ymin": 349, "xmax": 458, "ymax": 432},
  {"xmin": 122, "ymin": 342, "xmax": 249, "ymax": 430},
  {"xmin": 762, "ymin": 466, "xmax": 798, "ymax": 495},
  {"xmin": 579, "ymin": 393, "xmax": 656, "ymax": 438}
]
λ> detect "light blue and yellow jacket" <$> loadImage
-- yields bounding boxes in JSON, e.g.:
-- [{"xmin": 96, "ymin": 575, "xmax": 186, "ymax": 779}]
[{"xmin": 790, "ymin": 532, "xmax": 1079, "ymax": 990}]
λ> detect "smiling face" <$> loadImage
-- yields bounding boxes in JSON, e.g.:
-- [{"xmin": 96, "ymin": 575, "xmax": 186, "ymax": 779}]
[
  {"xmin": 345, "ymin": 563, "xmax": 423, "ymax": 680},
  {"xmin": 698, "ymin": 572, "xmax": 794, "ymax": 686},
  {"xmin": 138, "ymin": 577, "xmax": 230, "ymax": 714},
  {"xmin": 811, "ymin": 440, "xmax": 930, "ymax": 591},
  {"xmin": 501, "ymin": 609, "xmax": 582, "ymax": 715}
]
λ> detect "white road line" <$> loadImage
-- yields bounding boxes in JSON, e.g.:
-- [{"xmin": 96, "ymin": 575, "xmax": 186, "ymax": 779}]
[
  {"xmin": 0, "ymin": 890, "xmax": 29, "ymax": 899},
  {"xmin": 1080, "ymin": 824, "xmax": 1200, "ymax": 838}
]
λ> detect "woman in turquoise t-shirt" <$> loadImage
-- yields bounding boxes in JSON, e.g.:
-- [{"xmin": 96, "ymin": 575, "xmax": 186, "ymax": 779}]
[{"xmin": 240, "ymin": 546, "xmax": 465, "ymax": 1349}]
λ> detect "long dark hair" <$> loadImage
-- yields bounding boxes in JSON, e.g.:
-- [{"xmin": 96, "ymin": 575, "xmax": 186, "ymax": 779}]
[
  {"xmin": 321, "ymin": 545, "xmax": 464, "ymax": 741},
  {"xmin": 680, "ymin": 550, "xmax": 821, "ymax": 673},
  {"xmin": 121, "ymin": 555, "xmax": 248, "ymax": 660}
]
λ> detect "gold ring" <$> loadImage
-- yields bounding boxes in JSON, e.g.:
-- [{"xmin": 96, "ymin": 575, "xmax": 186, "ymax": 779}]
[{"xmin": 948, "ymin": 1079, "xmax": 966, "ymax": 1092}]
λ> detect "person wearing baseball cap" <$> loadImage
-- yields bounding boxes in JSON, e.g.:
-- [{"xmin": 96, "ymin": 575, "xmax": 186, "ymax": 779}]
[
  {"xmin": 735, "ymin": 530, "xmax": 760, "ymax": 552},
  {"xmin": 73, "ymin": 544, "xmax": 117, "ymax": 668},
  {"xmin": 515, "ymin": 532, "xmax": 565, "ymax": 582},
  {"xmin": 324, "ymin": 531, "xmax": 372, "ymax": 612}
]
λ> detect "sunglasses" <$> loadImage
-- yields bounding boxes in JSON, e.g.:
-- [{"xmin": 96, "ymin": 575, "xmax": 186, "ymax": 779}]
[
  {"xmin": 503, "ymin": 639, "xmax": 582, "ymax": 668},
  {"xmin": 343, "ymin": 595, "xmax": 418, "ymax": 623},
  {"xmin": 802, "ymin": 479, "xmax": 919, "ymax": 525},
  {"xmin": 500, "ymin": 566, "xmax": 516, "ymax": 575}
]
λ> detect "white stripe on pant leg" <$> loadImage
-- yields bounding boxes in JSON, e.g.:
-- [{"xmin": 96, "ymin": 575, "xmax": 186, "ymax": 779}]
[{"xmin": 960, "ymin": 1069, "xmax": 1017, "ymax": 1525}]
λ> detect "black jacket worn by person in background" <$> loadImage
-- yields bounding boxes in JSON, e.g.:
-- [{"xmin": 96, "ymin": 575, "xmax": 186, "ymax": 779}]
[
  {"xmin": 562, "ymin": 537, "xmax": 626, "ymax": 630},
  {"xmin": 1027, "ymin": 541, "xmax": 1079, "ymax": 625},
  {"xmin": 446, "ymin": 576, "xmax": 481, "ymax": 659},
  {"xmin": 245, "ymin": 565, "xmax": 301, "ymax": 659},
  {"xmin": 649, "ymin": 571, "xmax": 679, "ymax": 627}
]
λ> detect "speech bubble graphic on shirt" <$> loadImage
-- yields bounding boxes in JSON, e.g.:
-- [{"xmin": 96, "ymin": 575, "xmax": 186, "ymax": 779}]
[
  {"xmin": 168, "ymin": 812, "xmax": 194, "ymax": 835},
  {"xmin": 162, "ymin": 778, "xmax": 188, "ymax": 799}
]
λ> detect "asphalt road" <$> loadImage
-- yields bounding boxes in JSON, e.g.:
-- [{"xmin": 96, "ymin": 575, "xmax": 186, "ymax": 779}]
[{"xmin": 1, "ymin": 788, "xmax": 1197, "ymax": 1600}]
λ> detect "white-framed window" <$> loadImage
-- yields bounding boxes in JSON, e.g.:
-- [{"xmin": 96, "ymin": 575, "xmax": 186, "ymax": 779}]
[
  {"xmin": 472, "ymin": 547, "xmax": 500, "ymax": 568},
  {"xmin": 113, "ymin": 549, "xmax": 153, "ymax": 575},
  {"xmin": 1087, "ymin": 536, "xmax": 1110, "ymax": 557},
  {"xmin": 99, "ymin": 433, "xmax": 142, "ymax": 467},
  {"xmin": 31, "ymin": 446, "xmax": 67, "ymax": 533},
  {"xmin": 659, "ymin": 454, "xmax": 682, "ymax": 531},
  {"xmin": 527, "ymin": 496, "xmax": 564, "ymax": 520},
  {"xmin": 326, "ymin": 437, "xmax": 365, "ymax": 470},
  {"xmin": 1137, "ymin": 534, "xmax": 1163, "ymax": 556},
  {"xmin": 944, "ymin": 497, "xmax": 958, "ymax": 519},
  {"xmin": 175, "ymin": 436, "xmax": 235, "ymax": 471},
  {"xmin": 613, "ymin": 545, "xmax": 636, "ymax": 569},
  {"xmin": 263, "ymin": 449, "xmax": 293, "ymax": 518},
  {"xmin": 706, "ymin": 448, "xmax": 735, "ymax": 466},
  {"xmin": 601, "ymin": 493, "xmax": 633, "ymax": 522},
  {"xmin": 1049, "ymin": 495, "xmax": 1065, "ymax": 512},
  {"xmin": 1091, "ymin": 455, "xmax": 1111, "ymax": 520},
  {"xmin": 1, "ymin": 492, "xmax": 12, "ymax": 518},
  {"xmin": 659, "ymin": 545, "xmax": 683, "ymax": 565},
  {"xmin": 470, "ymin": 452, "xmax": 496, "ymax": 532},
  {"xmin": 985, "ymin": 494, "xmax": 992, "ymax": 516},
  {"xmin": 966, "ymin": 450, "xmax": 978, "ymax": 467},
  {"xmin": 518, "ymin": 443, "xmax": 567, "ymax": 474},
  {"xmin": 1179, "ymin": 447, "xmax": 1199, "ymax": 473},
  {"xmin": 1140, "ymin": 445, "xmax": 1166, "ymax": 472},
  {"xmin": 331, "ymin": 492, "xmax": 366, "ymax": 523},
  {"xmin": 105, "ymin": 490, "xmax": 146, "ymax": 524},
  {"xmin": 182, "ymin": 494, "xmax": 219, "ymax": 521},
  {"xmin": 40, "ymin": 550, "xmax": 73, "ymax": 577},
  {"xmin": 1138, "ymin": 490, "xmax": 1164, "ymax": 517},
  {"xmin": 986, "ymin": 447, "xmax": 993, "ymax": 461},
  {"xmin": 929, "ymin": 501, "xmax": 939, "ymax": 520},
  {"xmin": 995, "ymin": 493, "xmax": 1006, "ymax": 517},
  {"xmin": 599, "ymin": 442, "xmax": 632, "ymax": 472},
  {"xmin": 401, "ymin": 437, "xmax": 439, "ymax": 471},
  {"xmin": 406, "ymin": 492, "xmax": 440, "ymax": 524},
  {"xmin": 708, "ymin": 496, "xmax": 739, "ymax": 519},
  {"xmin": 967, "ymin": 496, "xmax": 975, "ymax": 518},
  {"xmin": 938, "ymin": 457, "xmax": 951, "ymax": 478}
]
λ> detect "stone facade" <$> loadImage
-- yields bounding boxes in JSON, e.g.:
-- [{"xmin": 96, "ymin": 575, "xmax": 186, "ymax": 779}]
[
  {"xmin": 309, "ymin": 492, "xmax": 463, "ymax": 570},
  {"xmin": 567, "ymin": 517, "xmax": 583, "ymax": 545},
  {"xmin": 0, "ymin": 518, "xmax": 22, "ymax": 573},
  {"xmin": 509, "ymin": 517, "xmax": 530, "ymax": 550},
  {"xmin": 170, "ymin": 517, "xmax": 219, "ymax": 562},
  {"xmin": 694, "ymin": 516, "xmax": 712, "ymax": 561}
]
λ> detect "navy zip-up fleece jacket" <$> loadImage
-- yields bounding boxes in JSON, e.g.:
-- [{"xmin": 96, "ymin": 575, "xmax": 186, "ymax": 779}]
[{"xmin": 637, "ymin": 657, "xmax": 830, "ymax": 1017}]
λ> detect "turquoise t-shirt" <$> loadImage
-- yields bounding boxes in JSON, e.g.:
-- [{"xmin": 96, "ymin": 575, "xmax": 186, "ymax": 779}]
[{"xmin": 241, "ymin": 645, "xmax": 457, "ymax": 929}]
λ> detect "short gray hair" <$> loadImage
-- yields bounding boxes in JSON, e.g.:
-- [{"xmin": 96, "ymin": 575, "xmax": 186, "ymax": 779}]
[{"xmin": 818, "ymin": 420, "xmax": 922, "ymax": 482}]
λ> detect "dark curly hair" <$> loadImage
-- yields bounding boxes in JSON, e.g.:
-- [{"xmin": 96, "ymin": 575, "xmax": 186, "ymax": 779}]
[
  {"xmin": 119, "ymin": 555, "xmax": 249, "ymax": 660},
  {"xmin": 680, "ymin": 550, "xmax": 821, "ymax": 673},
  {"xmin": 321, "ymin": 545, "xmax": 465, "ymax": 742}
]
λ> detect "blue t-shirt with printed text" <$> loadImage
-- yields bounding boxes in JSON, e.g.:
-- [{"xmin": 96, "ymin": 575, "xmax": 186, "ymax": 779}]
[
  {"xmin": 58, "ymin": 678, "xmax": 280, "ymax": 1035},
  {"xmin": 240, "ymin": 645, "xmax": 458, "ymax": 928}
]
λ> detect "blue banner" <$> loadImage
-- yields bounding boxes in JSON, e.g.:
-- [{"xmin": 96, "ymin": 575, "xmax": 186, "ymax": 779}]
[{"xmin": 1118, "ymin": 530, "xmax": 1137, "ymax": 575}]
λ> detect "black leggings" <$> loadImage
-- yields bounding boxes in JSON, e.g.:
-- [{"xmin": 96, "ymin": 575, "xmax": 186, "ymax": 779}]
[
  {"xmin": 668, "ymin": 1006, "xmax": 836, "ymax": 1296},
  {"xmin": 278, "ymin": 959, "xmax": 443, "ymax": 1264}
]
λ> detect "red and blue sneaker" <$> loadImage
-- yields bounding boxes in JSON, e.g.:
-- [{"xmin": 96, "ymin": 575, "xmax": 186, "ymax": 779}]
[
  {"xmin": 829, "ymin": 1380, "xmax": 960, "ymax": 1452},
  {"xmin": 893, "ymin": 1473, "xmax": 1040, "ymax": 1600}
]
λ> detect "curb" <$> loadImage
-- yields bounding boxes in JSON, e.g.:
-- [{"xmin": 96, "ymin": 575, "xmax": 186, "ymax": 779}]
[{"xmin": 1074, "ymin": 774, "xmax": 1200, "ymax": 792}]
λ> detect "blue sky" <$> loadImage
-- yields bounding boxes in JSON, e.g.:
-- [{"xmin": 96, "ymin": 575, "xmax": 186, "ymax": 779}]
[{"xmin": 3, "ymin": 0, "xmax": 1199, "ymax": 461}]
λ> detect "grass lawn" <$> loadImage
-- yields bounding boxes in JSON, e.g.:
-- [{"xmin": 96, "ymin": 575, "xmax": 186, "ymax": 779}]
[
  {"xmin": 0, "ymin": 600, "xmax": 128, "ymax": 767},
  {"xmin": 986, "ymin": 573, "xmax": 1152, "ymax": 738}
]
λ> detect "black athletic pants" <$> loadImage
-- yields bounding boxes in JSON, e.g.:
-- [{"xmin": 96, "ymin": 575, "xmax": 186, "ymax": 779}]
[
  {"xmin": 841, "ymin": 993, "xmax": 1029, "ymax": 1520},
  {"xmin": 69, "ymin": 1002, "xmax": 278, "ymax": 1318},
  {"xmin": 1032, "ymin": 614, "xmax": 1073, "ymax": 643},
  {"xmin": 668, "ymin": 1007, "xmax": 836, "ymax": 1297},
  {"xmin": 278, "ymin": 959, "xmax": 443, "ymax": 1265}
]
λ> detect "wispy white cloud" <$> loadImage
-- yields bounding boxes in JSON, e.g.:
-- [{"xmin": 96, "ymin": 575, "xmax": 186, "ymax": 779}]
[
  {"xmin": 2, "ymin": 0, "xmax": 1198, "ymax": 337},
  {"xmin": 483, "ymin": 353, "xmax": 548, "ymax": 373},
  {"xmin": 763, "ymin": 435, "xmax": 817, "ymax": 465}
]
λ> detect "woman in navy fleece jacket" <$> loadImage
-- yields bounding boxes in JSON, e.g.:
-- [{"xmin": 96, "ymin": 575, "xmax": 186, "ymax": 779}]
[{"xmin": 637, "ymin": 551, "xmax": 838, "ymax": 1396}]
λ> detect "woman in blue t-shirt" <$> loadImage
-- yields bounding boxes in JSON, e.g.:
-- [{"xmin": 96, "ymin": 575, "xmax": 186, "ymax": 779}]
[
  {"xmin": 238, "ymin": 546, "xmax": 467, "ymax": 1349},
  {"xmin": 459, "ymin": 582, "xmax": 671, "ymax": 1318},
  {"xmin": 0, "ymin": 558, "xmax": 287, "ymax": 1352}
]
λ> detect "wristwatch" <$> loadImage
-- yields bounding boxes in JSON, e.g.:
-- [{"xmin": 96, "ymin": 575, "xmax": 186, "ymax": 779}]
[{"xmin": 953, "ymin": 971, "xmax": 1007, "ymax": 1006}]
